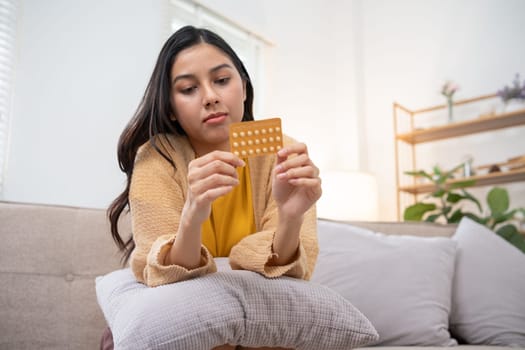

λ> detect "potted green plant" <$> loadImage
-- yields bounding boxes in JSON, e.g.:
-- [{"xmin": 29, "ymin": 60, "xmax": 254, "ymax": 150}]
[{"xmin": 403, "ymin": 163, "xmax": 525, "ymax": 253}]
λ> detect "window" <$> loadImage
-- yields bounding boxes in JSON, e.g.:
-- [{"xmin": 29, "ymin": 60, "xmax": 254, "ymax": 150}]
[
  {"xmin": 0, "ymin": 0, "xmax": 18, "ymax": 197},
  {"xmin": 168, "ymin": 0, "xmax": 271, "ymax": 116}
]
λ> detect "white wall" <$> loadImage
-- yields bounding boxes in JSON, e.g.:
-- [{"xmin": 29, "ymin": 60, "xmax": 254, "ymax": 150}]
[
  {"xmin": 3, "ymin": 0, "xmax": 524, "ymax": 220},
  {"xmin": 361, "ymin": 0, "xmax": 525, "ymax": 219},
  {"xmin": 5, "ymin": 0, "xmax": 169, "ymax": 208},
  {"xmin": 199, "ymin": 0, "xmax": 362, "ymax": 172}
]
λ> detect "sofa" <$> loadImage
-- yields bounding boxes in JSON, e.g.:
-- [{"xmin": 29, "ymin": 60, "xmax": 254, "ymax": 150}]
[{"xmin": 1, "ymin": 200, "xmax": 522, "ymax": 350}]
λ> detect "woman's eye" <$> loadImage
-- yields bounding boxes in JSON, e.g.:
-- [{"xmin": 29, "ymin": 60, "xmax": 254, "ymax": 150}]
[
  {"xmin": 216, "ymin": 77, "xmax": 230, "ymax": 85},
  {"xmin": 181, "ymin": 86, "xmax": 196, "ymax": 94}
]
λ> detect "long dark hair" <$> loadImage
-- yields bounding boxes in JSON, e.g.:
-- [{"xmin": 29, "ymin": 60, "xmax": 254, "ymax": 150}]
[{"xmin": 108, "ymin": 25, "xmax": 255, "ymax": 263}]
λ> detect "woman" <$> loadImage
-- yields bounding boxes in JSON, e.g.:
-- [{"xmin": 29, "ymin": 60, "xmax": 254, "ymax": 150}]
[{"xmin": 106, "ymin": 25, "xmax": 322, "ymax": 350}]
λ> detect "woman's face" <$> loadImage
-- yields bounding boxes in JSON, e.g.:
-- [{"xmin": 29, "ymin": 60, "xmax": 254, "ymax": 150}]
[{"xmin": 170, "ymin": 43, "xmax": 246, "ymax": 156}]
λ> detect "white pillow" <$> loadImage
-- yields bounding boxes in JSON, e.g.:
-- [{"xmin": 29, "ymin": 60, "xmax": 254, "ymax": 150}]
[
  {"xmin": 450, "ymin": 217, "xmax": 525, "ymax": 346},
  {"xmin": 96, "ymin": 265, "xmax": 378, "ymax": 350},
  {"xmin": 312, "ymin": 219, "xmax": 458, "ymax": 346}
]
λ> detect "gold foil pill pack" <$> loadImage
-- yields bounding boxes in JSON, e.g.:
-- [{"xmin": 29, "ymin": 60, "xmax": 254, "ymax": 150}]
[{"xmin": 229, "ymin": 118, "xmax": 283, "ymax": 158}]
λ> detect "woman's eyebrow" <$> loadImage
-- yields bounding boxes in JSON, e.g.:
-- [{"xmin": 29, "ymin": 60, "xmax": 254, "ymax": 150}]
[{"xmin": 172, "ymin": 63, "xmax": 234, "ymax": 85}]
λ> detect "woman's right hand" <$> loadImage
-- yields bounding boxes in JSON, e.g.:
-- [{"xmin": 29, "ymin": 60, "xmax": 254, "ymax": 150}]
[
  {"xmin": 181, "ymin": 150, "xmax": 245, "ymax": 228},
  {"xmin": 167, "ymin": 151, "xmax": 244, "ymax": 268}
]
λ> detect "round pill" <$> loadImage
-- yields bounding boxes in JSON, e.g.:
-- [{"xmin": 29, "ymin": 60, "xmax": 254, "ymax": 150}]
[
  {"xmin": 263, "ymin": 147, "xmax": 268, "ymax": 152},
  {"xmin": 241, "ymin": 150, "xmax": 247, "ymax": 156},
  {"xmin": 275, "ymin": 127, "xmax": 280, "ymax": 132},
  {"xmin": 248, "ymin": 140, "xmax": 253, "ymax": 145},
  {"xmin": 255, "ymin": 139, "xmax": 260, "ymax": 145},
  {"xmin": 261, "ymin": 129, "xmax": 267, "ymax": 134},
  {"xmin": 232, "ymin": 132, "xmax": 239, "ymax": 138},
  {"xmin": 234, "ymin": 151, "xmax": 240, "ymax": 156},
  {"xmin": 269, "ymin": 137, "xmax": 274, "ymax": 142},
  {"xmin": 240, "ymin": 131, "xmax": 245, "ymax": 137},
  {"xmin": 256, "ymin": 148, "xmax": 261, "ymax": 154},
  {"xmin": 270, "ymin": 146, "xmax": 274, "ymax": 151},
  {"xmin": 240, "ymin": 141, "xmax": 246, "ymax": 146},
  {"xmin": 247, "ymin": 131, "xmax": 253, "ymax": 136},
  {"xmin": 233, "ymin": 142, "xmax": 239, "ymax": 147},
  {"xmin": 269, "ymin": 127, "xmax": 274, "ymax": 133},
  {"xmin": 248, "ymin": 149, "xmax": 254, "ymax": 155},
  {"xmin": 254, "ymin": 130, "xmax": 260, "ymax": 135},
  {"xmin": 276, "ymin": 136, "xmax": 281, "ymax": 141}
]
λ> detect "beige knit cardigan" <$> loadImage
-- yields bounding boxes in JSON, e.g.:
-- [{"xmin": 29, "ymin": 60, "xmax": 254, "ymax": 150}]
[{"xmin": 128, "ymin": 133, "xmax": 319, "ymax": 287}]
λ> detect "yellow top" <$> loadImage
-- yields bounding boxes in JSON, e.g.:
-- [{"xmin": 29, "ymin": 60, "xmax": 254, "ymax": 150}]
[{"xmin": 201, "ymin": 163, "xmax": 256, "ymax": 257}]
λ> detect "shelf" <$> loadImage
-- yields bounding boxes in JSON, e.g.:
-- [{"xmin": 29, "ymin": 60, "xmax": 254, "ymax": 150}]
[
  {"xmin": 396, "ymin": 108, "xmax": 525, "ymax": 144},
  {"xmin": 399, "ymin": 168, "xmax": 525, "ymax": 195}
]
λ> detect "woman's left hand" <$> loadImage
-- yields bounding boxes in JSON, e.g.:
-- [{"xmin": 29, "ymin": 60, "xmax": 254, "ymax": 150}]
[{"xmin": 272, "ymin": 142, "xmax": 322, "ymax": 219}]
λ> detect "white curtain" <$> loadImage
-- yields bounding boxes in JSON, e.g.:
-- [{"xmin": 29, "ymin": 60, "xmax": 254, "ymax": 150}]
[{"xmin": 0, "ymin": 0, "xmax": 17, "ymax": 197}]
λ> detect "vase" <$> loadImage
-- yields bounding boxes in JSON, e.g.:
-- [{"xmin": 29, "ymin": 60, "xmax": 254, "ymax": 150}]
[{"xmin": 447, "ymin": 98, "xmax": 454, "ymax": 123}]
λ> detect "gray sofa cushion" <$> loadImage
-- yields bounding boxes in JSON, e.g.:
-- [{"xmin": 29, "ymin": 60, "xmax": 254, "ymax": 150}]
[
  {"xmin": 313, "ymin": 219, "xmax": 458, "ymax": 346},
  {"xmin": 450, "ymin": 217, "xmax": 525, "ymax": 346}
]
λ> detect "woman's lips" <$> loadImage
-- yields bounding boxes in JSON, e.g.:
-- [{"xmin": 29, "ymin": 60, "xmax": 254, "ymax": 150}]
[{"xmin": 204, "ymin": 113, "xmax": 227, "ymax": 124}]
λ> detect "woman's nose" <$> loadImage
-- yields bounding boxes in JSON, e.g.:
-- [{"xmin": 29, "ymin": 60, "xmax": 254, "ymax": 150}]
[{"xmin": 202, "ymin": 84, "xmax": 219, "ymax": 107}]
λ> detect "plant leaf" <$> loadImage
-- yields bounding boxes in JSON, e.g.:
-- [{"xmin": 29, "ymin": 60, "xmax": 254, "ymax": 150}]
[
  {"xmin": 449, "ymin": 179, "xmax": 476, "ymax": 190},
  {"xmin": 487, "ymin": 187, "xmax": 509, "ymax": 216},
  {"xmin": 447, "ymin": 193, "xmax": 462, "ymax": 203},
  {"xmin": 404, "ymin": 203, "xmax": 436, "ymax": 221},
  {"xmin": 425, "ymin": 214, "xmax": 441, "ymax": 222},
  {"xmin": 463, "ymin": 213, "xmax": 488, "ymax": 225},
  {"xmin": 496, "ymin": 224, "xmax": 525, "ymax": 254},
  {"xmin": 449, "ymin": 209, "xmax": 465, "ymax": 223},
  {"xmin": 404, "ymin": 170, "xmax": 433, "ymax": 181},
  {"xmin": 493, "ymin": 209, "xmax": 518, "ymax": 226},
  {"xmin": 460, "ymin": 189, "xmax": 483, "ymax": 213},
  {"xmin": 432, "ymin": 189, "xmax": 446, "ymax": 198}
]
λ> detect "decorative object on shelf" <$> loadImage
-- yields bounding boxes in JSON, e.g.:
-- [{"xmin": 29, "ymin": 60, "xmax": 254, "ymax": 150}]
[
  {"xmin": 441, "ymin": 81, "xmax": 459, "ymax": 123},
  {"xmin": 497, "ymin": 73, "xmax": 525, "ymax": 113},
  {"xmin": 461, "ymin": 155, "xmax": 474, "ymax": 177},
  {"xmin": 403, "ymin": 163, "xmax": 525, "ymax": 253}
]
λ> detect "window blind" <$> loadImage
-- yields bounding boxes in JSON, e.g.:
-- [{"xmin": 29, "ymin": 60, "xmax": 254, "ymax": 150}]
[{"xmin": 0, "ymin": 0, "xmax": 17, "ymax": 197}]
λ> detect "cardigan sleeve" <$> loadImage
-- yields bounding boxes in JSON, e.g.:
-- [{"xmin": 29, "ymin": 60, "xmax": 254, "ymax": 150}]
[
  {"xmin": 229, "ymin": 137, "xmax": 319, "ymax": 280},
  {"xmin": 228, "ymin": 205, "xmax": 318, "ymax": 280},
  {"xmin": 128, "ymin": 142, "xmax": 216, "ymax": 287}
]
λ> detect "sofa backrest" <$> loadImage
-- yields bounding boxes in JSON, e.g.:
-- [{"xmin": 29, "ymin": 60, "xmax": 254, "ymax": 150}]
[
  {"xmin": 338, "ymin": 219, "xmax": 457, "ymax": 237},
  {"xmin": 0, "ymin": 201, "xmax": 124, "ymax": 350},
  {"xmin": 0, "ymin": 201, "xmax": 457, "ymax": 350}
]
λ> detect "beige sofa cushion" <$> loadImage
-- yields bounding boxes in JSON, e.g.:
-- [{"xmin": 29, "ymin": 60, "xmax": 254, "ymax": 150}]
[{"xmin": 0, "ymin": 201, "xmax": 123, "ymax": 349}]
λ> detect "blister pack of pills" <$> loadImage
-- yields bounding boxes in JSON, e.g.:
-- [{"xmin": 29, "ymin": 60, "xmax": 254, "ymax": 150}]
[{"xmin": 229, "ymin": 118, "xmax": 283, "ymax": 158}]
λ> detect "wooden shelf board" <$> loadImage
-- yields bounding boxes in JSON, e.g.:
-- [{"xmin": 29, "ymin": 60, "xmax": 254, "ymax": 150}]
[
  {"xmin": 399, "ymin": 168, "xmax": 525, "ymax": 195},
  {"xmin": 396, "ymin": 109, "xmax": 525, "ymax": 144}
]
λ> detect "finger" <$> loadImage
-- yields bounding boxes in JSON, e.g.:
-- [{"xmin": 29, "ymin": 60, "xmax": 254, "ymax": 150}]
[
  {"xmin": 197, "ymin": 185, "xmax": 236, "ymax": 203},
  {"xmin": 193, "ymin": 150, "xmax": 245, "ymax": 168},
  {"xmin": 277, "ymin": 142, "xmax": 308, "ymax": 159},
  {"xmin": 190, "ymin": 173, "xmax": 240, "ymax": 196},
  {"xmin": 275, "ymin": 154, "xmax": 311, "ymax": 175},
  {"xmin": 277, "ymin": 164, "xmax": 319, "ymax": 180},
  {"xmin": 196, "ymin": 159, "xmax": 240, "ymax": 180},
  {"xmin": 287, "ymin": 177, "xmax": 322, "ymax": 189}
]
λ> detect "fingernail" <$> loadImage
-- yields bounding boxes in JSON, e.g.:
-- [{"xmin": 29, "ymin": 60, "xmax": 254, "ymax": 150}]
[{"xmin": 277, "ymin": 148, "xmax": 286, "ymax": 157}]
